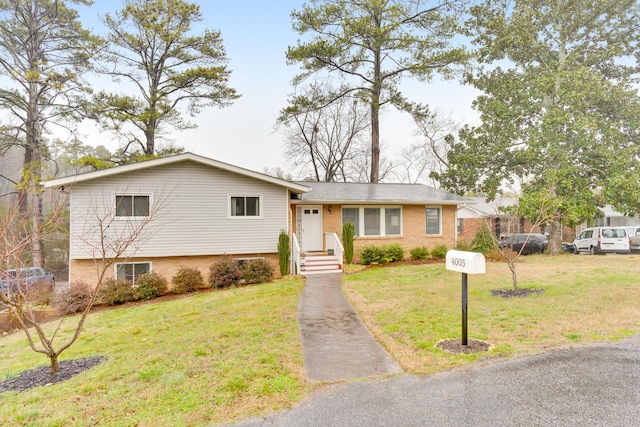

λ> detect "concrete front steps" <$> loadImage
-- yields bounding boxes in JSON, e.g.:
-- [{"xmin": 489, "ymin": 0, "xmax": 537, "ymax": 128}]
[{"xmin": 300, "ymin": 253, "xmax": 342, "ymax": 276}]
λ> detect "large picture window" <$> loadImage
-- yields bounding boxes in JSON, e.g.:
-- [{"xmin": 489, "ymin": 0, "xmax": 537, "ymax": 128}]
[
  {"xmin": 115, "ymin": 262, "xmax": 150, "ymax": 285},
  {"xmin": 342, "ymin": 206, "xmax": 402, "ymax": 237},
  {"xmin": 426, "ymin": 207, "xmax": 442, "ymax": 235},
  {"xmin": 230, "ymin": 196, "xmax": 261, "ymax": 217},
  {"xmin": 115, "ymin": 195, "xmax": 150, "ymax": 217}
]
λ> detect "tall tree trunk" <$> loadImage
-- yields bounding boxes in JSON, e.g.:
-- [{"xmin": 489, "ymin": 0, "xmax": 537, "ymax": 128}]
[
  {"xmin": 144, "ymin": 125, "xmax": 155, "ymax": 155},
  {"xmin": 369, "ymin": 43, "xmax": 382, "ymax": 184},
  {"xmin": 31, "ymin": 192, "xmax": 44, "ymax": 268},
  {"xmin": 370, "ymin": 102, "xmax": 380, "ymax": 183},
  {"xmin": 549, "ymin": 215, "xmax": 562, "ymax": 256}
]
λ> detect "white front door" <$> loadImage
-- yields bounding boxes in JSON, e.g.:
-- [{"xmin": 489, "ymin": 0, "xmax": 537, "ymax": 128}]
[{"xmin": 300, "ymin": 206, "xmax": 323, "ymax": 252}]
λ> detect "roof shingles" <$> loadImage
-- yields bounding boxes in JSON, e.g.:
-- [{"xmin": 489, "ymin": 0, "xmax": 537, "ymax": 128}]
[{"xmin": 294, "ymin": 182, "xmax": 469, "ymax": 205}]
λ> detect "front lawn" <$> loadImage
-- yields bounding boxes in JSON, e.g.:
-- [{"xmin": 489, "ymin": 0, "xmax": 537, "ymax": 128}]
[
  {"xmin": 344, "ymin": 254, "xmax": 640, "ymax": 372},
  {"xmin": 0, "ymin": 277, "xmax": 307, "ymax": 426},
  {"xmin": 1, "ymin": 255, "xmax": 639, "ymax": 425}
]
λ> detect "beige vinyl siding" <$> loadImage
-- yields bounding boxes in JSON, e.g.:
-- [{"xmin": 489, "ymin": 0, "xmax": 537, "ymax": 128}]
[{"xmin": 69, "ymin": 160, "xmax": 288, "ymax": 259}]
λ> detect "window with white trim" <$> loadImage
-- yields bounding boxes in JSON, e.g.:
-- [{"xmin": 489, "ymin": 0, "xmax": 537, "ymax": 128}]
[
  {"xmin": 341, "ymin": 206, "xmax": 402, "ymax": 237},
  {"xmin": 115, "ymin": 262, "xmax": 150, "ymax": 285},
  {"xmin": 115, "ymin": 195, "xmax": 150, "ymax": 217},
  {"xmin": 426, "ymin": 207, "xmax": 442, "ymax": 235},
  {"xmin": 230, "ymin": 195, "xmax": 261, "ymax": 217},
  {"xmin": 342, "ymin": 208, "xmax": 360, "ymax": 236}
]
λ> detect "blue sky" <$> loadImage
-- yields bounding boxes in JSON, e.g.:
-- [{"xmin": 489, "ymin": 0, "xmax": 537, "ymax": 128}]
[{"xmin": 75, "ymin": 1, "xmax": 479, "ymax": 174}]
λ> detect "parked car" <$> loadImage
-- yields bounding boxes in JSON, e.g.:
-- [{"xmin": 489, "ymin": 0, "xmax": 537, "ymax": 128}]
[
  {"xmin": 573, "ymin": 227, "xmax": 630, "ymax": 255},
  {"xmin": 625, "ymin": 226, "xmax": 640, "ymax": 253},
  {"xmin": 500, "ymin": 233, "xmax": 548, "ymax": 255},
  {"xmin": 562, "ymin": 242, "xmax": 576, "ymax": 253},
  {"xmin": 0, "ymin": 267, "xmax": 55, "ymax": 292}
]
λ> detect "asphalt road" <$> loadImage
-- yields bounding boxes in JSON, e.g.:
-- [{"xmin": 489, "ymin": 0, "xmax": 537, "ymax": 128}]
[{"xmin": 234, "ymin": 335, "xmax": 640, "ymax": 427}]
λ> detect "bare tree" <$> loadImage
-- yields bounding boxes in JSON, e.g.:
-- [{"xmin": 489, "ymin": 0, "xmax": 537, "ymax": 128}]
[
  {"xmin": 0, "ymin": 188, "xmax": 165, "ymax": 374},
  {"xmin": 398, "ymin": 109, "xmax": 460, "ymax": 185},
  {"xmin": 346, "ymin": 140, "xmax": 395, "ymax": 183},
  {"xmin": 485, "ymin": 194, "xmax": 550, "ymax": 294},
  {"xmin": 278, "ymin": 81, "xmax": 370, "ymax": 182}
]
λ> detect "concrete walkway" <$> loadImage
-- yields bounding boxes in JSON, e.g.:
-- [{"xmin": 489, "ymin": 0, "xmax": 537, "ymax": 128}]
[{"xmin": 297, "ymin": 272, "xmax": 402, "ymax": 382}]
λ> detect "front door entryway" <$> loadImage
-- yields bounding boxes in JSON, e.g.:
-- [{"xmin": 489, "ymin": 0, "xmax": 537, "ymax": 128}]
[{"xmin": 300, "ymin": 206, "xmax": 323, "ymax": 252}]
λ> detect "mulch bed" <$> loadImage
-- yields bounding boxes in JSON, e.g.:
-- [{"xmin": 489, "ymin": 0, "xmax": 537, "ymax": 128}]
[
  {"xmin": 490, "ymin": 288, "xmax": 545, "ymax": 298},
  {"xmin": 436, "ymin": 338, "xmax": 492, "ymax": 354},
  {"xmin": 0, "ymin": 356, "xmax": 105, "ymax": 393}
]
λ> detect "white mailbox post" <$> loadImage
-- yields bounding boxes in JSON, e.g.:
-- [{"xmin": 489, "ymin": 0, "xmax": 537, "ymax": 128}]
[{"xmin": 446, "ymin": 250, "xmax": 486, "ymax": 346}]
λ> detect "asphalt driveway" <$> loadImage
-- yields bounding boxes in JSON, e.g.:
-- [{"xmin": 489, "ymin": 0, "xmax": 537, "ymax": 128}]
[{"xmin": 235, "ymin": 334, "xmax": 640, "ymax": 426}]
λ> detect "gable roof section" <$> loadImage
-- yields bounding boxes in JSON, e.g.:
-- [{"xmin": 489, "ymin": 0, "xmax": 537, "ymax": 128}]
[
  {"xmin": 461, "ymin": 196, "xmax": 517, "ymax": 217},
  {"xmin": 293, "ymin": 181, "xmax": 470, "ymax": 205},
  {"xmin": 42, "ymin": 152, "xmax": 310, "ymax": 193}
]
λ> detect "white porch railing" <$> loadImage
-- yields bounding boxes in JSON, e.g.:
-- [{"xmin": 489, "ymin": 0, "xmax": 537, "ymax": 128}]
[
  {"xmin": 324, "ymin": 232, "xmax": 344, "ymax": 268},
  {"xmin": 291, "ymin": 233, "xmax": 301, "ymax": 275}
]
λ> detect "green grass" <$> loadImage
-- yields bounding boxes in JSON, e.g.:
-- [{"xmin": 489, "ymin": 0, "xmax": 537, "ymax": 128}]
[
  {"xmin": 2, "ymin": 255, "xmax": 640, "ymax": 425},
  {"xmin": 0, "ymin": 277, "xmax": 308, "ymax": 426},
  {"xmin": 343, "ymin": 254, "xmax": 640, "ymax": 373}
]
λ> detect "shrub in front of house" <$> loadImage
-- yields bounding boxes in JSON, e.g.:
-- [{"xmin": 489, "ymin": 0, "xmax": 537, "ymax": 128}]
[
  {"xmin": 26, "ymin": 281, "xmax": 56, "ymax": 306},
  {"xmin": 342, "ymin": 221, "xmax": 355, "ymax": 264},
  {"xmin": 171, "ymin": 266, "xmax": 204, "ymax": 294},
  {"xmin": 53, "ymin": 281, "xmax": 93, "ymax": 314},
  {"xmin": 471, "ymin": 223, "xmax": 497, "ymax": 253},
  {"xmin": 381, "ymin": 243, "xmax": 405, "ymax": 262},
  {"xmin": 359, "ymin": 245, "xmax": 385, "ymax": 265},
  {"xmin": 430, "ymin": 244, "xmax": 448, "ymax": 260},
  {"xmin": 98, "ymin": 278, "xmax": 137, "ymax": 306},
  {"xmin": 209, "ymin": 255, "xmax": 242, "ymax": 288},
  {"xmin": 410, "ymin": 246, "xmax": 430, "ymax": 261},
  {"xmin": 277, "ymin": 230, "xmax": 290, "ymax": 276},
  {"xmin": 241, "ymin": 259, "xmax": 274, "ymax": 284},
  {"xmin": 134, "ymin": 272, "xmax": 168, "ymax": 300},
  {"xmin": 455, "ymin": 240, "xmax": 471, "ymax": 251}
]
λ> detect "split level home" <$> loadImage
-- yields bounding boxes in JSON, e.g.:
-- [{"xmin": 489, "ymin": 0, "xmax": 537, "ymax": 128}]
[{"xmin": 42, "ymin": 152, "xmax": 471, "ymax": 287}]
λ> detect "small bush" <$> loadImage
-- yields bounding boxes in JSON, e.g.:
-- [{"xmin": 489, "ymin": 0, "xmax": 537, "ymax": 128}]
[
  {"xmin": 382, "ymin": 243, "xmax": 405, "ymax": 262},
  {"xmin": 98, "ymin": 278, "xmax": 137, "ymax": 306},
  {"xmin": 430, "ymin": 244, "xmax": 448, "ymax": 260},
  {"xmin": 52, "ymin": 281, "xmax": 93, "ymax": 314},
  {"xmin": 342, "ymin": 222, "xmax": 355, "ymax": 264},
  {"xmin": 26, "ymin": 281, "xmax": 55, "ymax": 306},
  {"xmin": 209, "ymin": 255, "xmax": 242, "ymax": 288},
  {"xmin": 471, "ymin": 223, "xmax": 497, "ymax": 253},
  {"xmin": 171, "ymin": 266, "xmax": 204, "ymax": 294},
  {"xmin": 484, "ymin": 248, "xmax": 506, "ymax": 262},
  {"xmin": 359, "ymin": 245, "xmax": 385, "ymax": 265},
  {"xmin": 241, "ymin": 259, "xmax": 274, "ymax": 285},
  {"xmin": 277, "ymin": 230, "xmax": 290, "ymax": 276},
  {"xmin": 455, "ymin": 240, "xmax": 471, "ymax": 251},
  {"xmin": 410, "ymin": 246, "xmax": 430, "ymax": 261},
  {"xmin": 134, "ymin": 272, "xmax": 168, "ymax": 300}
]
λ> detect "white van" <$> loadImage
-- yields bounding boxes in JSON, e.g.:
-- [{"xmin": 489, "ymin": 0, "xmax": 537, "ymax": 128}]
[{"xmin": 573, "ymin": 227, "xmax": 630, "ymax": 255}]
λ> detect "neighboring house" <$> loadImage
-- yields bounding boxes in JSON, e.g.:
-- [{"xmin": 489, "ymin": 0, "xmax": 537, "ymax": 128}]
[
  {"xmin": 457, "ymin": 196, "xmax": 576, "ymax": 242},
  {"xmin": 457, "ymin": 197, "xmax": 542, "ymax": 242},
  {"xmin": 594, "ymin": 205, "xmax": 640, "ymax": 228},
  {"xmin": 291, "ymin": 181, "xmax": 470, "ymax": 260},
  {"xmin": 43, "ymin": 153, "xmax": 309, "ymax": 286},
  {"xmin": 42, "ymin": 153, "xmax": 472, "ymax": 286}
]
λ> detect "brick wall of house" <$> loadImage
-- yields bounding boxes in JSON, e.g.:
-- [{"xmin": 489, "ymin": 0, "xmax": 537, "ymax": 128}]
[
  {"xmin": 459, "ymin": 216, "xmax": 576, "ymax": 242},
  {"xmin": 69, "ymin": 252, "xmax": 281, "ymax": 289},
  {"xmin": 292, "ymin": 203, "xmax": 458, "ymax": 255}
]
